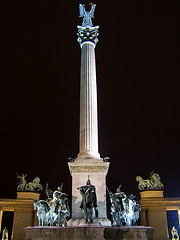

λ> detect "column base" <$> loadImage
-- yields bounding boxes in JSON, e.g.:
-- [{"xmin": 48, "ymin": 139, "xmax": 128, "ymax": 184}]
[{"xmin": 77, "ymin": 151, "xmax": 102, "ymax": 162}]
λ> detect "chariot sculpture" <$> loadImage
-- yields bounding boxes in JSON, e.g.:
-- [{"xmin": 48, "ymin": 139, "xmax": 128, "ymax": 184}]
[
  {"xmin": 136, "ymin": 171, "xmax": 164, "ymax": 190},
  {"xmin": 17, "ymin": 174, "xmax": 43, "ymax": 192}
]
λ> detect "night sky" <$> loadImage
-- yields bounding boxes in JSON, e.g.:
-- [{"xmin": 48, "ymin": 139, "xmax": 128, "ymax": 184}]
[{"xmin": 1, "ymin": 0, "xmax": 180, "ymax": 202}]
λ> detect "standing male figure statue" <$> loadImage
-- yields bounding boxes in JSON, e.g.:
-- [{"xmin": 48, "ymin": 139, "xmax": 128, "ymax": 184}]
[
  {"xmin": 77, "ymin": 177, "xmax": 98, "ymax": 222},
  {"xmin": 171, "ymin": 226, "xmax": 179, "ymax": 240},
  {"xmin": 2, "ymin": 227, "xmax": 8, "ymax": 240}
]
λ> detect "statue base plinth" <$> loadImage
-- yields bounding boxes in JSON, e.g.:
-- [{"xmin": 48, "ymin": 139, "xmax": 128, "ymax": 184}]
[
  {"xmin": 17, "ymin": 191, "xmax": 40, "ymax": 200},
  {"xmin": 140, "ymin": 190, "xmax": 164, "ymax": 198},
  {"xmin": 25, "ymin": 226, "xmax": 154, "ymax": 240},
  {"xmin": 77, "ymin": 151, "xmax": 102, "ymax": 162},
  {"xmin": 68, "ymin": 161, "xmax": 110, "ymax": 225},
  {"xmin": 67, "ymin": 218, "xmax": 111, "ymax": 227}
]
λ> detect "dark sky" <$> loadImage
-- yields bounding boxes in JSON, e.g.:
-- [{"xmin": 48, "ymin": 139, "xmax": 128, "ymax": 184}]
[{"xmin": 1, "ymin": 0, "xmax": 180, "ymax": 201}]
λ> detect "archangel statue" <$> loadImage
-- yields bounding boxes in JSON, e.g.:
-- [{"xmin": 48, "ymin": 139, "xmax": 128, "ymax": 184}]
[
  {"xmin": 107, "ymin": 185, "xmax": 141, "ymax": 227},
  {"xmin": 77, "ymin": 177, "xmax": 98, "ymax": 223},
  {"xmin": 79, "ymin": 3, "xmax": 96, "ymax": 27},
  {"xmin": 77, "ymin": 4, "xmax": 99, "ymax": 46},
  {"xmin": 136, "ymin": 171, "xmax": 164, "ymax": 191},
  {"xmin": 17, "ymin": 173, "xmax": 43, "ymax": 192},
  {"xmin": 34, "ymin": 187, "xmax": 70, "ymax": 227}
]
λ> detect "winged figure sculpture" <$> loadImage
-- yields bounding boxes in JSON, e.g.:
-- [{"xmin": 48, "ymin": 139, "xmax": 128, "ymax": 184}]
[{"xmin": 79, "ymin": 3, "xmax": 96, "ymax": 27}]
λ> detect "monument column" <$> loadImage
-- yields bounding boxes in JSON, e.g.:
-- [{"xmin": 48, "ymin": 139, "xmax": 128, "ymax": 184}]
[
  {"xmin": 68, "ymin": 4, "xmax": 110, "ymax": 226},
  {"xmin": 78, "ymin": 40, "xmax": 99, "ymax": 159}
]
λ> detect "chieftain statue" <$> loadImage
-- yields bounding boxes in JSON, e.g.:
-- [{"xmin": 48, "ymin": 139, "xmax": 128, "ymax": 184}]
[
  {"xmin": 107, "ymin": 185, "xmax": 141, "ymax": 227},
  {"xmin": 136, "ymin": 171, "xmax": 164, "ymax": 191},
  {"xmin": 33, "ymin": 185, "xmax": 70, "ymax": 227},
  {"xmin": 77, "ymin": 177, "xmax": 98, "ymax": 223}
]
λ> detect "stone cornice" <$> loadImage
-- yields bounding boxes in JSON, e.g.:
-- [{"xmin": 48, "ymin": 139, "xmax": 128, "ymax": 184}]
[{"xmin": 68, "ymin": 162, "xmax": 109, "ymax": 175}]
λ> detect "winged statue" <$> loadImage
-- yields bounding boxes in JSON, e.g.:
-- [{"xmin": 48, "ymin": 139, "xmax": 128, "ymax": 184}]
[{"xmin": 79, "ymin": 3, "xmax": 96, "ymax": 27}]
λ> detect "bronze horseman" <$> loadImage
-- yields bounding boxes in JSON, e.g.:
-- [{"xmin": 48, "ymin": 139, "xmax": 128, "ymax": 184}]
[
  {"xmin": 34, "ymin": 186, "xmax": 70, "ymax": 227},
  {"xmin": 108, "ymin": 185, "xmax": 141, "ymax": 226}
]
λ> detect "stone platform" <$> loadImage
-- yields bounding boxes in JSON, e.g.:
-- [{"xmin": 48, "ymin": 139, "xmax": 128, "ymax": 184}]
[{"xmin": 25, "ymin": 226, "xmax": 154, "ymax": 240}]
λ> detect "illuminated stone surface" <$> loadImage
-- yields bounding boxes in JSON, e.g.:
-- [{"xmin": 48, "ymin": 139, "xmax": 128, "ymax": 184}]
[
  {"xmin": 68, "ymin": 162, "xmax": 110, "ymax": 226},
  {"xmin": 140, "ymin": 190, "xmax": 169, "ymax": 240},
  {"xmin": 0, "ymin": 192, "xmax": 39, "ymax": 240},
  {"xmin": 68, "ymin": 39, "xmax": 110, "ymax": 225},
  {"xmin": 78, "ymin": 41, "xmax": 100, "ymax": 160},
  {"xmin": 25, "ymin": 226, "xmax": 154, "ymax": 240}
]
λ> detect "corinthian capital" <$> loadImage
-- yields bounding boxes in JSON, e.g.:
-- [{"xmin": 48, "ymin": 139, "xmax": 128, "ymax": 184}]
[{"xmin": 77, "ymin": 25, "xmax": 99, "ymax": 47}]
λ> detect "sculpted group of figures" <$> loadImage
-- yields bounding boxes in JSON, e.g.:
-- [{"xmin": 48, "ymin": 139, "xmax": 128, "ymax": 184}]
[
  {"xmin": 33, "ymin": 184, "xmax": 70, "ymax": 227},
  {"xmin": 108, "ymin": 185, "xmax": 141, "ymax": 227},
  {"xmin": 76, "ymin": 178, "xmax": 141, "ymax": 226},
  {"xmin": 17, "ymin": 173, "xmax": 43, "ymax": 192},
  {"xmin": 17, "ymin": 171, "xmax": 164, "ymax": 227},
  {"xmin": 136, "ymin": 171, "xmax": 164, "ymax": 190}
]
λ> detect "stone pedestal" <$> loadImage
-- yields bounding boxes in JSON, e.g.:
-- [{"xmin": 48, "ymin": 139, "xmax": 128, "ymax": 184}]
[
  {"xmin": 12, "ymin": 192, "xmax": 40, "ymax": 240},
  {"xmin": 25, "ymin": 226, "xmax": 154, "ymax": 240},
  {"xmin": 140, "ymin": 190, "xmax": 168, "ymax": 240},
  {"xmin": 16, "ymin": 191, "xmax": 40, "ymax": 200},
  {"xmin": 140, "ymin": 191, "xmax": 164, "ymax": 198},
  {"xmin": 68, "ymin": 161, "xmax": 111, "ymax": 226}
]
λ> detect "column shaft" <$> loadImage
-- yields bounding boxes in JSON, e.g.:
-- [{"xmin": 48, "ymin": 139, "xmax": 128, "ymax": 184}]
[{"xmin": 78, "ymin": 41, "xmax": 100, "ymax": 159}]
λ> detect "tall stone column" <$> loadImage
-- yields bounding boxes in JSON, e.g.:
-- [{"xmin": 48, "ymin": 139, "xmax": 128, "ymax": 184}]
[
  {"xmin": 68, "ymin": 5, "xmax": 110, "ymax": 226},
  {"xmin": 78, "ymin": 40, "xmax": 99, "ymax": 160}
]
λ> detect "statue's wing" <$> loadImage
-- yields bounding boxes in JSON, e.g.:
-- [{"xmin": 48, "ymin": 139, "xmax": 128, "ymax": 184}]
[
  {"xmin": 90, "ymin": 4, "xmax": 96, "ymax": 18},
  {"xmin": 79, "ymin": 4, "xmax": 85, "ymax": 17}
]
